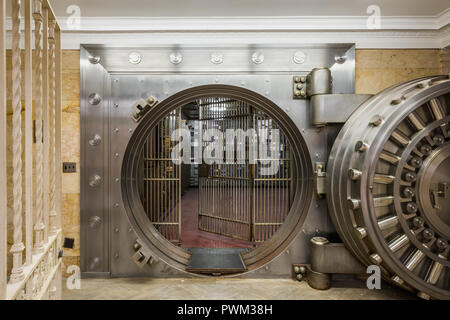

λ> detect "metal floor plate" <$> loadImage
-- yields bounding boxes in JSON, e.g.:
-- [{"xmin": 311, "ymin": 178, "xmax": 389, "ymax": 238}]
[{"xmin": 186, "ymin": 248, "xmax": 248, "ymax": 274}]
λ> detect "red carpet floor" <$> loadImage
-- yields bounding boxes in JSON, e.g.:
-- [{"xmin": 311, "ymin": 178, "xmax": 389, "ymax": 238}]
[{"xmin": 180, "ymin": 188, "xmax": 254, "ymax": 248}]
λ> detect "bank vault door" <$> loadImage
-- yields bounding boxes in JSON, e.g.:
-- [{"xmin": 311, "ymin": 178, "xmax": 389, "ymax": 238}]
[{"xmin": 198, "ymin": 98, "xmax": 292, "ymax": 243}]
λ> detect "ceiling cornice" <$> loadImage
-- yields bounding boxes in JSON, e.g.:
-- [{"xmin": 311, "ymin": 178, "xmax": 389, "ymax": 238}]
[
  {"xmin": 55, "ymin": 13, "xmax": 449, "ymax": 32},
  {"xmin": 4, "ymin": 8, "xmax": 450, "ymax": 49}
]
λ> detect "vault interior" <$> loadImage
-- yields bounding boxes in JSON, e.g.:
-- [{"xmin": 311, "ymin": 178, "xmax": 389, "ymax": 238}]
[{"xmin": 138, "ymin": 96, "xmax": 294, "ymax": 251}]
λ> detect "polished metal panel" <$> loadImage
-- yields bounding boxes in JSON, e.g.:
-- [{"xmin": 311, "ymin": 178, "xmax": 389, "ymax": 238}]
[
  {"xmin": 80, "ymin": 46, "xmax": 111, "ymax": 277},
  {"xmin": 310, "ymin": 94, "xmax": 372, "ymax": 126},
  {"xmin": 81, "ymin": 44, "xmax": 355, "ymax": 278}
]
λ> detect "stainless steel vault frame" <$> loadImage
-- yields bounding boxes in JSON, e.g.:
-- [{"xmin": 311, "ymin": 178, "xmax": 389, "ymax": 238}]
[{"xmin": 80, "ymin": 44, "xmax": 360, "ymax": 279}]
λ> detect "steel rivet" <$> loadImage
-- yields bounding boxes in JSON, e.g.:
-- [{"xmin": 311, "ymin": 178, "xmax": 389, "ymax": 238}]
[
  {"xmin": 169, "ymin": 52, "xmax": 183, "ymax": 65},
  {"xmin": 406, "ymin": 202, "xmax": 418, "ymax": 213},
  {"xmin": 433, "ymin": 134, "xmax": 445, "ymax": 145},
  {"xmin": 403, "ymin": 187, "xmax": 415, "ymax": 198},
  {"xmin": 129, "ymin": 128, "xmax": 133, "ymax": 133},
  {"xmin": 293, "ymin": 51, "xmax": 306, "ymax": 64},
  {"xmin": 88, "ymin": 93, "xmax": 102, "ymax": 106},
  {"xmin": 355, "ymin": 141, "xmax": 369, "ymax": 152},
  {"xmin": 369, "ymin": 253, "xmax": 382, "ymax": 265},
  {"xmin": 114, "ymin": 153, "xmax": 119, "ymax": 158},
  {"xmin": 252, "ymin": 52, "xmax": 265, "ymax": 64},
  {"xmin": 114, "ymin": 228, "xmax": 119, "ymax": 233},
  {"xmin": 334, "ymin": 55, "xmax": 347, "ymax": 64},
  {"xmin": 369, "ymin": 115, "xmax": 383, "ymax": 127},
  {"xmin": 413, "ymin": 216, "xmax": 424, "ymax": 227},
  {"xmin": 89, "ymin": 174, "xmax": 102, "ymax": 188},
  {"xmin": 113, "ymin": 128, "xmax": 119, "ymax": 134},
  {"xmin": 410, "ymin": 157, "xmax": 423, "ymax": 168},
  {"xmin": 88, "ymin": 216, "xmax": 102, "ymax": 229},
  {"xmin": 420, "ymin": 144, "xmax": 432, "ymax": 155},
  {"xmin": 128, "ymin": 51, "xmax": 142, "ymax": 65},
  {"xmin": 88, "ymin": 55, "xmax": 101, "ymax": 64},
  {"xmin": 356, "ymin": 227, "xmax": 367, "ymax": 239},
  {"xmin": 89, "ymin": 134, "xmax": 102, "ymax": 146},
  {"xmin": 113, "ymin": 203, "xmax": 119, "ymax": 208},
  {"xmin": 348, "ymin": 169, "xmax": 362, "ymax": 180},
  {"xmin": 422, "ymin": 229, "xmax": 435, "ymax": 240},
  {"xmin": 391, "ymin": 275, "xmax": 404, "ymax": 285},
  {"xmin": 436, "ymin": 238, "xmax": 448, "ymax": 250},
  {"xmin": 347, "ymin": 198, "xmax": 361, "ymax": 210},
  {"xmin": 115, "ymin": 178, "xmax": 120, "ymax": 183},
  {"xmin": 210, "ymin": 53, "xmax": 224, "ymax": 65},
  {"xmin": 404, "ymin": 172, "xmax": 417, "ymax": 182}
]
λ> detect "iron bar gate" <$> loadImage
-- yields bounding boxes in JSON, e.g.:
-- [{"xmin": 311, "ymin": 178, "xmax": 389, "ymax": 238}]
[
  {"xmin": 141, "ymin": 108, "xmax": 182, "ymax": 244},
  {"xmin": 198, "ymin": 98, "xmax": 253, "ymax": 241},
  {"xmin": 253, "ymin": 110, "xmax": 292, "ymax": 242},
  {"xmin": 198, "ymin": 98, "xmax": 292, "ymax": 243}
]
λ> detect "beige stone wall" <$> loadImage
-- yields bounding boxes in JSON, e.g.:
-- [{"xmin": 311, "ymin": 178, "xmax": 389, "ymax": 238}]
[
  {"xmin": 355, "ymin": 49, "xmax": 442, "ymax": 94},
  {"xmin": 55, "ymin": 49, "xmax": 443, "ymax": 273},
  {"xmin": 60, "ymin": 51, "xmax": 81, "ymax": 272},
  {"xmin": 442, "ymin": 48, "xmax": 450, "ymax": 75}
]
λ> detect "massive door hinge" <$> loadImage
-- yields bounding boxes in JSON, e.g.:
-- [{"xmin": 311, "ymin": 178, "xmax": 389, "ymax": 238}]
[{"xmin": 294, "ymin": 68, "xmax": 372, "ymax": 126}]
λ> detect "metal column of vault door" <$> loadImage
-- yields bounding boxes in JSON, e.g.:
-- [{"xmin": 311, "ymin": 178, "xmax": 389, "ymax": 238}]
[
  {"xmin": 198, "ymin": 98, "xmax": 253, "ymax": 241},
  {"xmin": 141, "ymin": 108, "xmax": 182, "ymax": 244}
]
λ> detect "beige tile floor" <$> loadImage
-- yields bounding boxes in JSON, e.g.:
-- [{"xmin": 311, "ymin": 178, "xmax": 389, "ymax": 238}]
[{"xmin": 62, "ymin": 277, "xmax": 414, "ymax": 300}]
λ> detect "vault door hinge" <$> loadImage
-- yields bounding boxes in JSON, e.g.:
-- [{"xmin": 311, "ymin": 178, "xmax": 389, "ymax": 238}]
[{"xmin": 132, "ymin": 96, "xmax": 159, "ymax": 122}]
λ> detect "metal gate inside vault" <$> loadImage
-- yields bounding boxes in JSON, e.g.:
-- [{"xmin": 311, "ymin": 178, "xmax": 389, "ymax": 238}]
[{"xmin": 140, "ymin": 97, "xmax": 292, "ymax": 246}]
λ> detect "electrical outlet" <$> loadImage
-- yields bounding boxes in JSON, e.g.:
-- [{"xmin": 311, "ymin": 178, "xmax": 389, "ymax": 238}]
[
  {"xmin": 63, "ymin": 162, "xmax": 77, "ymax": 173},
  {"xmin": 63, "ymin": 237, "xmax": 75, "ymax": 249}
]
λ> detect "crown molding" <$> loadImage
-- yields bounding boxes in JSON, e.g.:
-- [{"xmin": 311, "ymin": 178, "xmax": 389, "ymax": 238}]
[
  {"xmin": 50, "ymin": 30, "xmax": 442, "ymax": 50},
  {"xmin": 437, "ymin": 8, "xmax": 450, "ymax": 29},
  {"xmin": 55, "ymin": 13, "xmax": 449, "ymax": 32},
  {"xmin": 4, "ymin": 8, "xmax": 450, "ymax": 49}
]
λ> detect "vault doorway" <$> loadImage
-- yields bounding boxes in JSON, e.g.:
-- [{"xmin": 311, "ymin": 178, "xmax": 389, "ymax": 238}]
[{"xmin": 121, "ymin": 85, "xmax": 313, "ymax": 275}]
